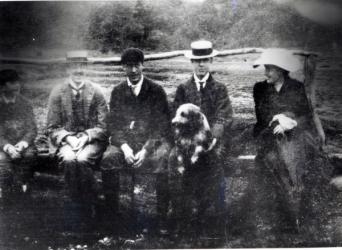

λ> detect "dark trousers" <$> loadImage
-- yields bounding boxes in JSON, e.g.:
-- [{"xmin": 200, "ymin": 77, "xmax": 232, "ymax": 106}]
[
  {"xmin": 57, "ymin": 141, "xmax": 106, "ymax": 202},
  {"xmin": 100, "ymin": 143, "xmax": 171, "ymax": 227},
  {"xmin": 168, "ymin": 146, "xmax": 225, "ymax": 238},
  {"xmin": 0, "ymin": 146, "xmax": 36, "ymax": 195}
]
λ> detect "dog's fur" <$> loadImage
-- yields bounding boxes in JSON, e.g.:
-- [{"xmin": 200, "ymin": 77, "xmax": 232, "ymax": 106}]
[{"xmin": 172, "ymin": 103, "xmax": 217, "ymax": 166}]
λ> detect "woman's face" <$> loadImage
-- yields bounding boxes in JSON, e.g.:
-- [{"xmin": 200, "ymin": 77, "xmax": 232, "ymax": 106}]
[{"xmin": 264, "ymin": 64, "xmax": 284, "ymax": 84}]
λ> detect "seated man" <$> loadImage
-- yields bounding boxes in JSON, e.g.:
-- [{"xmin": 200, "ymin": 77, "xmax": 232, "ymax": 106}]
[
  {"xmin": 101, "ymin": 48, "xmax": 171, "ymax": 234},
  {"xmin": 0, "ymin": 69, "xmax": 37, "ymax": 201},
  {"xmin": 169, "ymin": 40, "xmax": 233, "ymax": 243},
  {"xmin": 46, "ymin": 51, "xmax": 108, "ymax": 210}
]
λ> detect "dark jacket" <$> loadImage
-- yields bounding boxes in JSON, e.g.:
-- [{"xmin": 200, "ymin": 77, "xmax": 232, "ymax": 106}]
[
  {"xmin": 253, "ymin": 76, "xmax": 314, "ymax": 138},
  {"xmin": 173, "ymin": 74, "xmax": 233, "ymax": 139},
  {"xmin": 0, "ymin": 95, "xmax": 37, "ymax": 150},
  {"xmin": 46, "ymin": 81, "xmax": 108, "ymax": 152},
  {"xmin": 106, "ymin": 77, "xmax": 171, "ymax": 152}
]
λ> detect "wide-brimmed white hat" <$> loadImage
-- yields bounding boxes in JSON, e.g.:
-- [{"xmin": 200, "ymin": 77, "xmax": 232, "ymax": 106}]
[
  {"xmin": 185, "ymin": 40, "xmax": 219, "ymax": 59},
  {"xmin": 253, "ymin": 48, "xmax": 302, "ymax": 72}
]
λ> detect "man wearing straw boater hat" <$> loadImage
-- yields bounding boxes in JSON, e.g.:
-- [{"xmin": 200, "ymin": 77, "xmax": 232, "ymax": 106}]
[
  {"xmin": 174, "ymin": 40, "xmax": 233, "ymax": 150},
  {"xmin": 0, "ymin": 69, "xmax": 37, "ymax": 202},
  {"xmin": 46, "ymin": 51, "xmax": 108, "ymax": 227},
  {"xmin": 170, "ymin": 40, "xmax": 233, "ymax": 242}
]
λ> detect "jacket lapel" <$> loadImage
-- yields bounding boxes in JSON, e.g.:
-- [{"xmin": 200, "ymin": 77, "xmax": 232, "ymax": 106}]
[
  {"xmin": 61, "ymin": 82, "xmax": 73, "ymax": 122},
  {"xmin": 82, "ymin": 82, "xmax": 95, "ymax": 122},
  {"xmin": 187, "ymin": 76, "xmax": 201, "ymax": 105},
  {"xmin": 137, "ymin": 77, "xmax": 150, "ymax": 100},
  {"xmin": 205, "ymin": 74, "xmax": 216, "ymax": 103}
]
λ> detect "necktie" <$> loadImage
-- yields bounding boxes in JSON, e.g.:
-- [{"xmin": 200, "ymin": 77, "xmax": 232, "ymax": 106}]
[
  {"xmin": 75, "ymin": 90, "xmax": 81, "ymax": 100},
  {"xmin": 199, "ymin": 81, "xmax": 205, "ymax": 93}
]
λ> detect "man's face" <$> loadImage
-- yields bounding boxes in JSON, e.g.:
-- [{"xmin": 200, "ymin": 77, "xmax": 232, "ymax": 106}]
[
  {"xmin": 191, "ymin": 58, "xmax": 213, "ymax": 78},
  {"xmin": 68, "ymin": 62, "xmax": 87, "ymax": 83},
  {"xmin": 1, "ymin": 80, "xmax": 21, "ymax": 97},
  {"xmin": 123, "ymin": 62, "xmax": 143, "ymax": 84}
]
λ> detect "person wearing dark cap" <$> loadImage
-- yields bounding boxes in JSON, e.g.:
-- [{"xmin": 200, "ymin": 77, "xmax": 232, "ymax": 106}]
[
  {"xmin": 46, "ymin": 51, "xmax": 108, "ymax": 224},
  {"xmin": 101, "ymin": 48, "xmax": 172, "ymax": 234},
  {"xmin": 169, "ymin": 40, "xmax": 233, "ymax": 242},
  {"xmin": 0, "ymin": 69, "xmax": 37, "ymax": 201}
]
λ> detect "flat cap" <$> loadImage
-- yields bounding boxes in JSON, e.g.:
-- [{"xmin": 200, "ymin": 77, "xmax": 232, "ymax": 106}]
[{"xmin": 121, "ymin": 48, "xmax": 144, "ymax": 64}]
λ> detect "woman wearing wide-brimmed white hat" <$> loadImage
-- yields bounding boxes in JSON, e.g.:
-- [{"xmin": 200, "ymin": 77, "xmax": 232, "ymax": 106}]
[{"xmin": 252, "ymin": 48, "xmax": 333, "ymax": 244}]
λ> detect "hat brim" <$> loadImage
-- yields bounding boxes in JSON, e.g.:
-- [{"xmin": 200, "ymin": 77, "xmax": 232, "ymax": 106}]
[
  {"xmin": 253, "ymin": 49, "xmax": 302, "ymax": 72},
  {"xmin": 184, "ymin": 50, "xmax": 219, "ymax": 59},
  {"xmin": 253, "ymin": 58, "xmax": 301, "ymax": 72}
]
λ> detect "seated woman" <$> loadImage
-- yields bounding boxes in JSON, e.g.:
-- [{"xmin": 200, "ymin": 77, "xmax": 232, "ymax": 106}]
[
  {"xmin": 0, "ymin": 69, "xmax": 37, "ymax": 201},
  {"xmin": 252, "ymin": 49, "xmax": 333, "ymax": 245}
]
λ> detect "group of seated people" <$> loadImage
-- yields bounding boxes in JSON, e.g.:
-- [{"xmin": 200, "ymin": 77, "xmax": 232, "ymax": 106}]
[{"xmin": 0, "ymin": 40, "xmax": 333, "ymax": 244}]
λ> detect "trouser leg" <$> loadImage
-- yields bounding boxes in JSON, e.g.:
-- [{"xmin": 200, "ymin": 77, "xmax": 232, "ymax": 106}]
[
  {"xmin": 102, "ymin": 169, "xmax": 120, "ymax": 212},
  {"xmin": 100, "ymin": 145, "xmax": 125, "ymax": 213},
  {"xmin": 13, "ymin": 146, "xmax": 37, "ymax": 186},
  {"xmin": 58, "ymin": 143, "xmax": 105, "ymax": 202},
  {"xmin": 156, "ymin": 172, "xmax": 169, "ymax": 230},
  {"xmin": 150, "ymin": 142, "xmax": 171, "ymax": 232},
  {"xmin": 0, "ymin": 152, "xmax": 13, "ymax": 200}
]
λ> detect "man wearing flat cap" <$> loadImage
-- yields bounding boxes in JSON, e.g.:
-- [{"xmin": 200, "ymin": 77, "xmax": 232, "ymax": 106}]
[
  {"xmin": 170, "ymin": 40, "xmax": 233, "ymax": 240},
  {"xmin": 101, "ymin": 48, "xmax": 171, "ymax": 233},
  {"xmin": 46, "ymin": 51, "xmax": 108, "ymax": 216},
  {"xmin": 0, "ymin": 69, "xmax": 37, "ymax": 201}
]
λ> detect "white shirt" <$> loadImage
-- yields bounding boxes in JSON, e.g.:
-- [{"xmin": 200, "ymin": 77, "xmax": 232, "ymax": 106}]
[
  {"xmin": 194, "ymin": 73, "xmax": 210, "ymax": 92},
  {"xmin": 0, "ymin": 94, "xmax": 16, "ymax": 104},
  {"xmin": 127, "ymin": 75, "xmax": 144, "ymax": 97},
  {"xmin": 68, "ymin": 78, "xmax": 85, "ymax": 97}
]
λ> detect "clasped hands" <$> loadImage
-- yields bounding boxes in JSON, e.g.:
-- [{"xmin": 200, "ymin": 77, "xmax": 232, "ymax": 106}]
[
  {"xmin": 269, "ymin": 113, "xmax": 298, "ymax": 136},
  {"xmin": 65, "ymin": 132, "xmax": 89, "ymax": 152},
  {"xmin": 121, "ymin": 143, "xmax": 147, "ymax": 168},
  {"xmin": 4, "ymin": 141, "xmax": 28, "ymax": 159}
]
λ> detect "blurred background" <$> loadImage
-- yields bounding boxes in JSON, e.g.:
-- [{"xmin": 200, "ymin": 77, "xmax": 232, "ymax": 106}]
[{"xmin": 1, "ymin": 0, "xmax": 342, "ymax": 57}]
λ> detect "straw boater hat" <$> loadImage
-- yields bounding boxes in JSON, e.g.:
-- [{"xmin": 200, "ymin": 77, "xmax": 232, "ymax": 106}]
[
  {"xmin": 253, "ymin": 48, "xmax": 302, "ymax": 72},
  {"xmin": 185, "ymin": 40, "xmax": 219, "ymax": 59},
  {"xmin": 66, "ymin": 50, "xmax": 88, "ymax": 63}
]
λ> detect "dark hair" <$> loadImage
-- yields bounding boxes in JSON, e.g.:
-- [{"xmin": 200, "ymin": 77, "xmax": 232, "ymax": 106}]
[
  {"xmin": 121, "ymin": 48, "xmax": 144, "ymax": 65},
  {"xmin": 0, "ymin": 69, "xmax": 20, "ymax": 86}
]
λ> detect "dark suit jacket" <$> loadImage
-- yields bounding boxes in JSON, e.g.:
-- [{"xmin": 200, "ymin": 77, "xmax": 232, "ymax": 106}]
[
  {"xmin": 173, "ymin": 74, "xmax": 233, "ymax": 139},
  {"xmin": 253, "ymin": 76, "xmax": 314, "ymax": 138},
  {"xmin": 0, "ymin": 95, "xmax": 37, "ymax": 150},
  {"xmin": 46, "ymin": 81, "xmax": 108, "ymax": 153},
  {"xmin": 106, "ymin": 77, "xmax": 171, "ymax": 153}
]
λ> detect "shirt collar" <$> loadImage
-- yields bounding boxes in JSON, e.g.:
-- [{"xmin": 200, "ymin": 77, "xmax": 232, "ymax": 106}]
[
  {"xmin": 68, "ymin": 78, "xmax": 85, "ymax": 91},
  {"xmin": 127, "ymin": 75, "xmax": 144, "ymax": 96},
  {"xmin": 194, "ymin": 73, "xmax": 210, "ymax": 91},
  {"xmin": 0, "ymin": 94, "xmax": 16, "ymax": 104}
]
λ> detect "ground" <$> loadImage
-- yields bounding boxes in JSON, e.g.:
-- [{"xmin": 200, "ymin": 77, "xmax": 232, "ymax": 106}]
[{"xmin": 0, "ymin": 53, "xmax": 342, "ymax": 249}]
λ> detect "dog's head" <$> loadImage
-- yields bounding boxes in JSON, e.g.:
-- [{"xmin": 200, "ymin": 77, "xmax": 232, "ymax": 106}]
[{"xmin": 172, "ymin": 103, "xmax": 210, "ymax": 136}]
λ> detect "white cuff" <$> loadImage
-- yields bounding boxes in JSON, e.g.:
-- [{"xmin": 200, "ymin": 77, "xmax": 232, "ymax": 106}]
[
  {"xmin": 3, "ymin": 144, "xmax": 11, "ymax": 152},
  {"xmin": 18, "ymin": 141, "xmax": 29, "ymax": 148},
  {"xmin": 121, "ymin": 143, "xmax": 132, "ymax": 154}
]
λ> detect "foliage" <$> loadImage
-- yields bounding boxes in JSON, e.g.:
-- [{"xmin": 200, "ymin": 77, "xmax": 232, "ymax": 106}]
[{"xmin": 0, "ymin": 0, "xmax": 341, "ymax": 54}]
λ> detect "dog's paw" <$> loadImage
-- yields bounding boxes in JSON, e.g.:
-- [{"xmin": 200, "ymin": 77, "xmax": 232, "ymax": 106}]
[
  {"xmin": 190, "ymin": 155, "xmax": 198, "ymax": 164},
  {"xmin": 177, "ymin": 166, "xmax": 185, "ymax": 174}
]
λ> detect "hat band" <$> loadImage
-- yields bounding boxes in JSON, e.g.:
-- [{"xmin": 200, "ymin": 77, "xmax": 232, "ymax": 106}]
[{"xmin": 192, "ymin": 48, "xmax": 213, "ymax": 56}]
